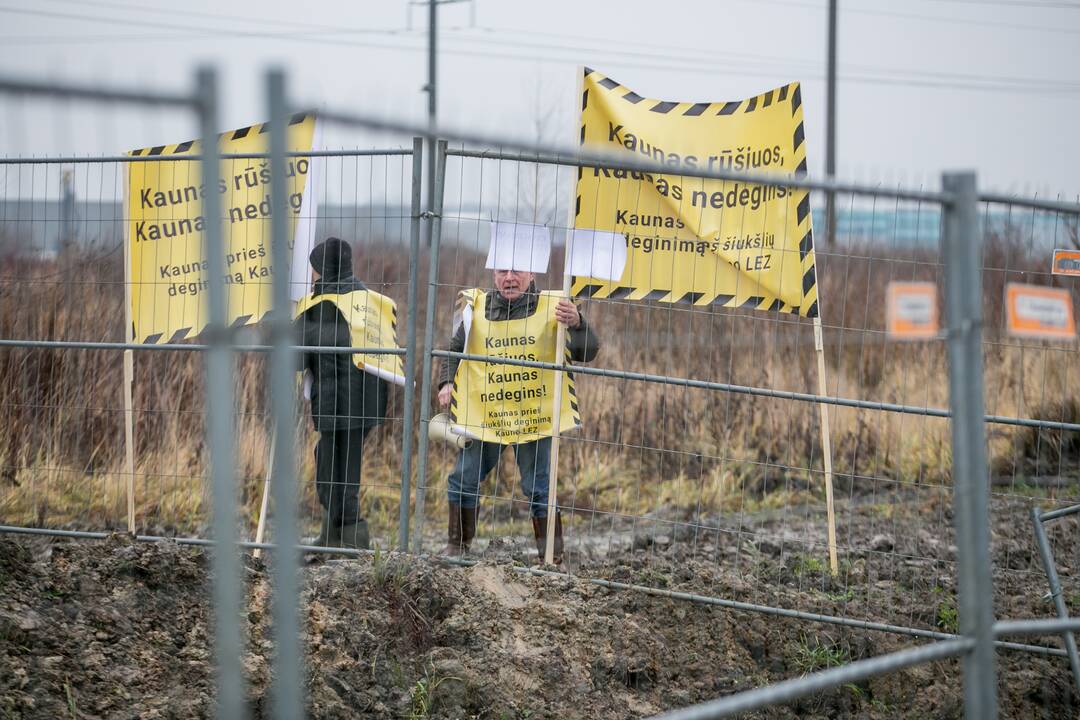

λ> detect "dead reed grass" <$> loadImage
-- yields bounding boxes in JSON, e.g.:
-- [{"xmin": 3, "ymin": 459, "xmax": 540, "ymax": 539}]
[{"xmin": 1, "ymin": 225, "xmax": 1077, "ymax": 538}]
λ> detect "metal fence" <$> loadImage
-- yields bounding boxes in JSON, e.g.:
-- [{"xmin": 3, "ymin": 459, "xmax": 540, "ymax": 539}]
[{"xmin": 1, "ymin": 67, "xmax": 1079, "ymax": 718}]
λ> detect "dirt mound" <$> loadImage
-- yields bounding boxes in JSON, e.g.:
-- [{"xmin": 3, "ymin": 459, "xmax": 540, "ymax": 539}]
[{"xmin": 1, "ymin": 500, "xmax": 1077, "ymax": 718}]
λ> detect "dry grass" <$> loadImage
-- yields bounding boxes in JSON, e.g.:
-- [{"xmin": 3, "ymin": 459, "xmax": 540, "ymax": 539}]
[{"xmin": 1, "ymin": 224, "xmax": 1078, "ymax": 538}]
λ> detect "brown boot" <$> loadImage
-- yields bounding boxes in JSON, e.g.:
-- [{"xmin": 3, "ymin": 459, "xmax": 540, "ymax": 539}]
[
  {"xmin": 531, "ymin": 513, "xmax": 563, "ymax": 565},
  {"xmin": 443, "ymin": 503, "xmax": 478, "ymax": 557}
]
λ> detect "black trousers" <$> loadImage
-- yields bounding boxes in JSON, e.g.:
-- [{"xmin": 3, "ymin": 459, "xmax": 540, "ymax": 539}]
[{"xmin": 315, "ymin": 426, "xmax": 371, "ymax": 528}]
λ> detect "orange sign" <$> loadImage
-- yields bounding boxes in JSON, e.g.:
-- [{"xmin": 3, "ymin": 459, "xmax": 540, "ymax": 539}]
[
  {"xmin": 886, "ymin": 282, "xmax": 938, "ymax": 340},
  {"xmin": 1051, "ymin": 249, "xmax": 1080, "ymax": 277},
  {"xmin": 1005, "ymin": 283, "xmax": 1076, "ymax": 340}
]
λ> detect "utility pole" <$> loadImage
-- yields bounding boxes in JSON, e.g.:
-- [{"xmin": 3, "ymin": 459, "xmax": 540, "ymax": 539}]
[
  {"xmin": 825, "ymin": 0, "xmax": 837, "ymax": 246},
  {"xmin": 426, "ymin": 0, "xmax": 437, "ymax": 244},
  {"xmin": 420, "ymin": 0, "xmax": 472, "ymax": 243}
]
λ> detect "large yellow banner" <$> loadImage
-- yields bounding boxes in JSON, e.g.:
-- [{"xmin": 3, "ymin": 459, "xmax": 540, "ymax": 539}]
[
  {"xmin": 573, "ymin": 69, "xmax": 819, "ymax": 317},
  {"xmin": 127, "ymin": 114, "xmax": 316, "ymax": 343}
]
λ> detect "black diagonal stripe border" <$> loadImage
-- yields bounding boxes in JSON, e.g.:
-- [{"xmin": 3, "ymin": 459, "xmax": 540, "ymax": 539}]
[
  {"xmin": 599, "ymin": 77, "xmax": 619, "ymax": 90},
  {"xmin": 672, "ymin": 291, "xmax": 705, "ymax": 304},
  {"xmin": 745, "ymin": 96, "xmax": 758, "ymax": 113},
  {"xmin": 802, "ymin": 267, "xmax": 817, "ymax": 295},
  {"xmin": 796, "ymin": 194, "xmax": 811, "ymax": 224},
  {"xmin": 683, "ymin": 102, "xmax": 709, "ymax": 117},
  {"xmin": 739, "ymin": 296, "xmax": 765, "ymax": 309},
  {"xmin": 651, "ymin": 101, "xmax": 679, "ymax": 114},
  {"xmin": 717, "ymin": 101, "xmax": 740, "ymax": 115},
  {"xmin": 799, "ymin": 230, "xmax": 814, "ymax": 262},
  {"xmin": 793, "ymin": 122, "xmax": 805, "ymax": 152},
  {"xmin": 622, "ymin": 91, "xmax": 644, "ymax": 104},
  {"xmin": 791, "ymin": 84, "xmax": 802, "ymax": 114}
]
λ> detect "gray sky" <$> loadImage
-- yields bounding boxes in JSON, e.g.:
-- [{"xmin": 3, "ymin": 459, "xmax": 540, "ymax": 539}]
[{"xmin": 2, "ymin": 0, "xmax": 1079, "ymax": 198}]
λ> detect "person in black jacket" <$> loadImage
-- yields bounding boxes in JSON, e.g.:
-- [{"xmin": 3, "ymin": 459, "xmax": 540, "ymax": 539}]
[
  {"xmin": 436, "ymin": 269, "xmax": 601, "ymax": 562},
  {"xmin": 295, "ymin": 237, "xmax": 389, "ymax": 549}
]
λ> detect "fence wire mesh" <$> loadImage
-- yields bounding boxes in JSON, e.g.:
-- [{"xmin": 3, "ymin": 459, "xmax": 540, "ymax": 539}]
[
  {"xmin": 1, "ymin": 69, "xmax": 1079, "ymax": 719},
  {"xmin": 407, "ymin": 148, "xmax": 1079, "ymax": 664},
  {"xmin": 0, "ymin": 149, "xmax": 418, "ymax": 550}
]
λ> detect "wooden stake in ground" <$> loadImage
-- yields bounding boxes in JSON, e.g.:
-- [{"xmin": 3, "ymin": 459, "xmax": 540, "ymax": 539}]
[
  {"xmin": 544, "ymin": 282, "xmax": 572, "ymax": 565},
  {"xmin": 253, "ymin": 431, "xmax": 276, "ymax": 560},
  {"xmin": 813, "ymin": 315, "xmax": 839, "ymax": 574},
  {"xmin": 122, "ymin": 171, "xmax": 136, "ymax": 534}
]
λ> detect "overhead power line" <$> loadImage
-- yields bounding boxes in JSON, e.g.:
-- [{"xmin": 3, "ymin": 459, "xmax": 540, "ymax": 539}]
[
  {"xmin": 2, "ymin": 5, "xmax": 1078, "ymax": 96},
  {"xmin": 38, "ymin": 0, "xmax": 411, "ymax": 34}
]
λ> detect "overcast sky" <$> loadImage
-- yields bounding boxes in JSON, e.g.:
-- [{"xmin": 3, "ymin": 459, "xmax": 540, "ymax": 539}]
[{"xmin": 2, "ymin": 0, "xmax": 1079, "ymax": 198}]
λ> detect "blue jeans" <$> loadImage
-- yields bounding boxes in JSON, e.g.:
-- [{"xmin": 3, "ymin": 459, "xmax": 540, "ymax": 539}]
[{"xmin": 446, "ymin": 437, "xmax": 551, "ymax": 518}]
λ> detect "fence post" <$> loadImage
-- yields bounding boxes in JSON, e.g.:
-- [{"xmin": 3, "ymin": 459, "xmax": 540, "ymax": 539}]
[
  {"xmin": 196, "ymin": 66, "xmax": 246, "ymax": 720},
  {"xmin": 398, "ymin": 138, "xmax": 424, "ymax": 551},
  {"xmin": 941, "ymin": 170, "xmax": 997, "ymax": 720},
  {"xmin": 1031, "ymin": 507, "xmax": 1080, "ymax": 696},
  {"xmin": 267, "ymin": 67, "xmax": 305, "ymax": 719},
  {"xmin": 410, "ymin": 139, "xmax": 448, "ymax": 554}
]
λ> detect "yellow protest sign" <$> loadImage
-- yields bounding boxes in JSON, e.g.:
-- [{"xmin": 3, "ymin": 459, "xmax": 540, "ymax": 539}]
[
  {"xmin": 293, "ymin": 289, "xmax": 405, "ymax": 385},
  {"xmin": 450, "ymin": 290, "xmax": 581, "ymax": 444},
  {"xmin": 127, "ymin": 114, "xmax": 316, "ymax": 343},
  {"xmin": 572, "ymin": 69, "xmax": 819, "ymax": 317}
]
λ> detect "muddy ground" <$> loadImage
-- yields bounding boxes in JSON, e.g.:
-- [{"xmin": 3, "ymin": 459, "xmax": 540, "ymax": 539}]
[{"xmin": 1, "ymin": 494, "xmax": 1077, "ymax": 719}]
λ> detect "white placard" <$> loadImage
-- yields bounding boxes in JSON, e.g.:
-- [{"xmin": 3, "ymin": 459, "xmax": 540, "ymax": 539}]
[
  {"xmin": 568, "ymin": 228, "xmax": 627, "ymax": 282},
  {"xmin": 485, "ymin": 221, "xmax": 551, "ymax": 273}
]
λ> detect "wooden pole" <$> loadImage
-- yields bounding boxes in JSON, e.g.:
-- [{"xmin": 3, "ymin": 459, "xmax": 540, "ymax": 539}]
[
  {"xmin": 544, "ymin": 286, "xmax": 571, "ymax": 565},
  {"xmin": 813, "ymin": 315, "xmax": 839, "ymax": 574},
  {"xmin": 122, "ymin": 167, "xmax": 136, "ymax": 534},
  {"xmin": 252, "ymin": 430, "xmax": 276, "ymax": 560},
  {"xmin": 543, "ymin": 66, "xmax": 587, "ymax": 565}
]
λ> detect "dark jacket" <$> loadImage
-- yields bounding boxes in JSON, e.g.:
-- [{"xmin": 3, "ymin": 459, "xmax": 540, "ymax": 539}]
[
  {"xmin": 438, "ymin": 281, "xmax": 601, "ymax": 388},
  {"xmin": 296, "ymin": 239, "xmax": 389, "ymax": 431}
]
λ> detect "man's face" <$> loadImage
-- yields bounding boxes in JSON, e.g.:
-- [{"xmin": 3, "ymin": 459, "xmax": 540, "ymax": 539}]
[{"xmin": 493, "ymin": 269, "xmax": 534, "ymax": 301}]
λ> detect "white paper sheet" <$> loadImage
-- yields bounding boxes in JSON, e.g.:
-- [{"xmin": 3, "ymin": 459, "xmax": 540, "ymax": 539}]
[
  {"xmin": 485, "ymin": 221, "xmax": 551, "ymax": 273},
  {"xmin": 568, "ymin": 228, "xmax": 628, "ymax": 282}
]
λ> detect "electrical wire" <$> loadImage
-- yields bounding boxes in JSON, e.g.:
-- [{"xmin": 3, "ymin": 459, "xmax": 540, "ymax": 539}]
[{"xmin": 1, "ymin": 5, "xmax": 1078, "ymax": 96}]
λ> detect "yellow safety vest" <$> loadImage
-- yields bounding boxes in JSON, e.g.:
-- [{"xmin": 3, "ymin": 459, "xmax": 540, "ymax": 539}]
[
  {"xmin": 450, "ymin": 289, "xmax": 581, "ymax": 444},
  {"xmin": 294, "ymin": 289, "xmax": 404, "ymax": 385}
]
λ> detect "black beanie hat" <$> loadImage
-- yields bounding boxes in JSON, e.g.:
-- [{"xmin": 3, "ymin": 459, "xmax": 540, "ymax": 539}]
[{"xmin": 309, "ymin": 237, "xmax": 353, "ymax": 282}]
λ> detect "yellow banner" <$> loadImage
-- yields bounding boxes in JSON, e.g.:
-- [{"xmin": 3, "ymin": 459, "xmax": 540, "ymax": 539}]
[
  {"xmin": 294, "ymin": 289, "xmax": 405, "ymax": 385},
  {"xmin": 127, "ymin": 114, "xmax": 316, "ymax": 343},
  {"xmin": 573, "ymin": 69, "xmax": 819, "ymax": 317},
  {"xmin": 450, "ymin": 290, "xmax": 580, "ymax": 444}
]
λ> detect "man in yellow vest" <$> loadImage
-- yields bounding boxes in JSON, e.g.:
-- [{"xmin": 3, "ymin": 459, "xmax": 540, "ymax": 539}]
[
  {"xmin": 436, "ymin": 268, "xmax": 601, "ymax": 563},
  {"xmin": 295, "ymin": 237, "xmax": 400, "ymax": 550}
]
